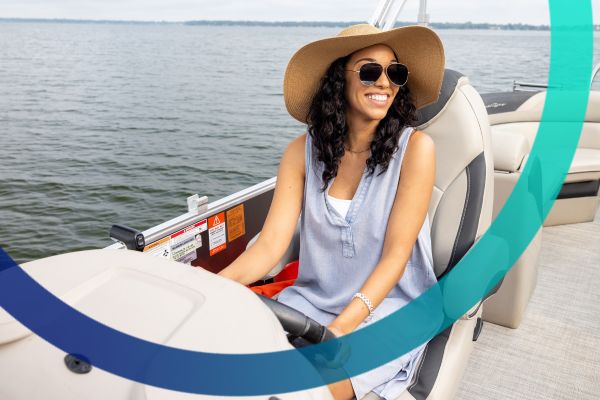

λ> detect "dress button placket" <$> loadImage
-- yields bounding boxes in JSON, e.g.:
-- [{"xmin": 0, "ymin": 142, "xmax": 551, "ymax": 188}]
[
  {"xmin": 341, "ymin": 172, "xmax": 372, "ymax": 258},
  {"xmin": 342, "ymin": 226, "xmax": 355, "ymax": 258}
]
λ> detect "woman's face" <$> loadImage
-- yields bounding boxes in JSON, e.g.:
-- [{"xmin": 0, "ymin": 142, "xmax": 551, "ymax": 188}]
[{"xmin": 344, "ymin": 44, "xmax": 401, "ymax": 123}]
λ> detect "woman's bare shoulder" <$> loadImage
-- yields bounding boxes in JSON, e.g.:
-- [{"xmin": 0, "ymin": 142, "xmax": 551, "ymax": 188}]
[
  {"xmin": 400, "ymin": 129, "xmax": 435, "ymax": 178},
  {"xmin": 407, "ymin": 130, "xmax": 435, "ymax": 152},
  {"xmin": 404, "ymin": 130, "xmax": 435, "ymax": 161},
  {"xmin": 281, "ymin": 133, "xmax": 307, "ymax": 176}
]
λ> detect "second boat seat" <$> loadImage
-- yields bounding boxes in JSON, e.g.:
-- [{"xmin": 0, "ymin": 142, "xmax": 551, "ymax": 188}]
[
  {"xmin": 482, "ymin": 126, "xmax": 543, "ymax": 329},
  {"xmin": 479, "ymin": 89, "xmax": 600, "ymax": 328},
  {"xmin": 486, "ymin": 90, "xmax": 600, "ymax": 226}
]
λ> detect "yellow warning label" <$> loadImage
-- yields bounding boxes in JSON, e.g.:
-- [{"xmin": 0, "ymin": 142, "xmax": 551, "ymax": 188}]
[{"xmin": 227, "ymin": 204, "xmax": 245, "ymax": 242}]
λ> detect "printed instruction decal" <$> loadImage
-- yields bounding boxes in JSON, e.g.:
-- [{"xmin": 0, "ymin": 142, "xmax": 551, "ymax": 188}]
[
  {"xmin": 169, "ymin": 219, "xmax": 207, "ymax": 264},
  {"xmin": 143, "ymin": 219, "xmax": 207, "ymax": 264},
  {"xmin": 208, "ymin": 212, "xmax": 227, "ymax": 256},
  {"xmin": 226, "ymin": 204, "xmax": 245, "ymax": 242},
  {"xmin": 143, "ymin": 236, "xmax": 172, "ymax": 259}
]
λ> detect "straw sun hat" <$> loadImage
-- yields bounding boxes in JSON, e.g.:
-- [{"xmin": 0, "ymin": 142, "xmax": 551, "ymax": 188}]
[{"xmin": 283, "ymin": 23, "xmax": 445, "ymax": 123}]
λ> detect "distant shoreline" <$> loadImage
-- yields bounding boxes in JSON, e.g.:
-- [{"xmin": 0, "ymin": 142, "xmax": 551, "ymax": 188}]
[{"xmin": 2, "ymin": 17, "xmax": 598, "ymax": 31}]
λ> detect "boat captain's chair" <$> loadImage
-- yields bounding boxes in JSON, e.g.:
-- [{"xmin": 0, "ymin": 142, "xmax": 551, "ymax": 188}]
[
  {"xmin": 377, "ymin": 69, "xmax": 495, "ymax": 400},
  {"xmin": 254, "ymin": 69, "xmax": 495, "ymax": 400}
]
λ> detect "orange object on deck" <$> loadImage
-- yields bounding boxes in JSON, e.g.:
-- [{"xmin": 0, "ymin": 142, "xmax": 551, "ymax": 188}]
[
  {"xmin": 250, "ymin": 279, "xmax": 295, "ymax": 297},
  {"xmin": 274, "ymin": 260, "xmax": 299, "ymax": 282},
  {"xmin": 249, "ymin": 260, "xmax": 299, "ymax": 297}
]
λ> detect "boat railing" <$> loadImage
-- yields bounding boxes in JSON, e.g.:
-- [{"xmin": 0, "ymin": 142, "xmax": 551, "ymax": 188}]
[
  {"xmin": 370, "ymin": 0, "xmax": 407, "ymax": 30},
  {"xmin": 370, "ymin": 0, "xmax": 430, "ymax": 30},
  {"xmin": 512, "ymin": 81, "xmax": 551, "ymax": 92},
  {"xmin": 106, "ymin": 177, "xmax": 276, "ymax": 251},
  {"xmin": 514, "ymin": 62, "xmax": 600, "ymax": 92}
]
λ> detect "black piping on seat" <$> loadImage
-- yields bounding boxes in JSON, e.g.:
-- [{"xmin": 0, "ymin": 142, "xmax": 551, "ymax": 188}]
[
  {"xmin": 408, "ymin": 152, "xmax": 487, "ymax": 399},
  {"xmin": 407, "ymin": 326, "xmax": 452, "ymax": 399},
  {"xmin": 443, "ymin": 151, "xmax": 486, "ymax": 277}
]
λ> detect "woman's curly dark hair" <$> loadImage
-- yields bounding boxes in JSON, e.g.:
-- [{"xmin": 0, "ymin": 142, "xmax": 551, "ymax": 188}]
[{"xmin": 307, "ymin": 54, "xmax": 417, "ymax": 191}]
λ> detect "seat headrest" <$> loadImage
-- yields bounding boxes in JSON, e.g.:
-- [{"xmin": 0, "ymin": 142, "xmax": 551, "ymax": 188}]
[{"xmin": 416, "ymin": 69, "xmax": 465, "ymax": 125}]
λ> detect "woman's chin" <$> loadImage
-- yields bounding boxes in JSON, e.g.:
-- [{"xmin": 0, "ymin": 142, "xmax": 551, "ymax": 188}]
[
  {"xmin": 365, "ymin": 110, "xmax": 389, "ymax": 122},
  {"xmin": 350, "ymin": 104, "xmax": 391, "ymax": 123}
]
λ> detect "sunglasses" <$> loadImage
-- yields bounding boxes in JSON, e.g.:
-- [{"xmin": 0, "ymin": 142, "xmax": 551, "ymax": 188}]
[{"xmin": 346, "ymin": 62, "xmax": 409, "ymax": 87}]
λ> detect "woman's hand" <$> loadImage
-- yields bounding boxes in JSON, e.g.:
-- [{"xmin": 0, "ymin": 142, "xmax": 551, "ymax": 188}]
[
  {"xmin": 327, "ymin": 325, "xmax": 347, "ymax": 338},
  {"xmin": 311, "ymin": 325, "xmax": 351, "ymax": 370}
]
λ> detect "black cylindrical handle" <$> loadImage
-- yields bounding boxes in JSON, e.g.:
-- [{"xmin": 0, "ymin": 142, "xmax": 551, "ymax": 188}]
[
  {"xmin": 109, "ymin": 224, "xmax": 145, "ymax": 251},
  {"xmin": 257, "ymin": 294, "xmax": 331, "ymax": 344}
]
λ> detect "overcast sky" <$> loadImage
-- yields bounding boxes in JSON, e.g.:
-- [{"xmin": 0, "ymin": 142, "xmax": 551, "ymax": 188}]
[{"xmin": 0, "ymin": 0, "xmax": 598, "ymax": 25}]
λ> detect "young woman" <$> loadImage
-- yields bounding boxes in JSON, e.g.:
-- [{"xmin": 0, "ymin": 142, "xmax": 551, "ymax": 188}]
[{"xmin": 219, "ymin": 24, "xmax": 445, "ymax": 400}]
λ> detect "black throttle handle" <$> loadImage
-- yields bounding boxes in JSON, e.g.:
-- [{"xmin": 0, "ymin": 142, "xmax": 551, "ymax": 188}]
[{"xmin": 257, "ymin": 294, "xmax": 333, "ymax": 344}]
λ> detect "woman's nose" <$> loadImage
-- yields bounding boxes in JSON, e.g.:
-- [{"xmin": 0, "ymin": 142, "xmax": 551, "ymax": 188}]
[{"xmin": 375, "ymin": 68, "xmax": 390, "ymax": 88}]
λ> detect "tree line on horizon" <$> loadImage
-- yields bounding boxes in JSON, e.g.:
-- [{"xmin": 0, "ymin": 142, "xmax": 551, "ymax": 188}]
[
  {"xmin": 2, "ymin": 18, "xmax": 600, "ymax": 31},
  {"xmin": 185, "ymin": 20, "xmax": 555, "ymax": 30}
]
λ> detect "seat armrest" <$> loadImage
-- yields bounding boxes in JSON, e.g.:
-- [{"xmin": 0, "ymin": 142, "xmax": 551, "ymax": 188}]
[{"xmin": 491, "ymin": 130, "xmax": 530, "ymax": 172}]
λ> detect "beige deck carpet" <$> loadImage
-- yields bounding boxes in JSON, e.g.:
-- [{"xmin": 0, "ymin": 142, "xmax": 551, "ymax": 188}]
[{"xmin": 455, "ymin": 208, "xmax": 600, "ymax": 400}]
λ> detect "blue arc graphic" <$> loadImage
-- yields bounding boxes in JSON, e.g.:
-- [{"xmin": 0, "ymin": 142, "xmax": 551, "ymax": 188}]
[{"xmin": 0, "ymin": 1, "xmax": 594, "ymax": 395}]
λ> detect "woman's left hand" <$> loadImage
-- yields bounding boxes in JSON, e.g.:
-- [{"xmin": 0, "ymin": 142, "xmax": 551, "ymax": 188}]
[
  {"xmin": 311, "ymin": 325, "xmax": 351, "ymax": 370},
  {"xmin": 327, "ymin": 325, "xmax": 347, "ymax": 338}
]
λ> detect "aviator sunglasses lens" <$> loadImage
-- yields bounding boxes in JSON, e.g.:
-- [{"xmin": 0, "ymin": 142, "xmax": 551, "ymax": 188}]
[
  {"xmin": 387, "ymin": 63, "xmax": 409, "ymax": 86},
  {"xmin": 358, "ymin": 63, "xmax": 383, "ymax": 85}
]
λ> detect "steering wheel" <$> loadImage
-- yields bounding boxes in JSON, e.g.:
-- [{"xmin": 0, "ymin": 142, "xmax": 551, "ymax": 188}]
[{"xmin": 256, "ymin": 294, "xmax": 336, "ymax": 347}]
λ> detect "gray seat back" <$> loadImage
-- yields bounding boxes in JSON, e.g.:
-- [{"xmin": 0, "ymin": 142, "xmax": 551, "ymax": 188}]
[
  {"xmin": 417, "ymin": 70, "xmax": 494, "ymax": 278},
  {"xmin": 401, "ymin": 70, "xmax": 494, "ymax": 400}
]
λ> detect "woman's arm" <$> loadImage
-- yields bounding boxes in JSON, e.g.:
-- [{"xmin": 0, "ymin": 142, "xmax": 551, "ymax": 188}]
[
  {"xmin": 329, "ymin": 131, "xmax": 436, "ymax": 334},
  {"xmin": 218, "ymin": 134, "xmax": 306, "ymax": 286}
]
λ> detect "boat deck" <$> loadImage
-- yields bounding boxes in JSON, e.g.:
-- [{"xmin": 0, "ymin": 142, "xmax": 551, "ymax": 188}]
[{"xmin": 456, "ymin": 208, "xmax": 600, "ymax": 399}]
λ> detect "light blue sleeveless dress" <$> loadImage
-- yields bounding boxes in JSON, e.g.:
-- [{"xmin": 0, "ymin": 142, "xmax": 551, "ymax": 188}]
[{"xmin": 276, "ymin": 126, "xmax": 438, "ymax": 400}]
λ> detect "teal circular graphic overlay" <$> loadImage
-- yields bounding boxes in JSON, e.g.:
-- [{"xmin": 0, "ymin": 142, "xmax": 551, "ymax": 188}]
[{"xmin": 0, "ymin": 0, "xmax": 594, "ymax": 395}]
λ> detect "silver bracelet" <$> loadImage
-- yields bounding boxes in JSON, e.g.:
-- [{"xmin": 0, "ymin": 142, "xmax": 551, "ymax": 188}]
[{"xmin": 353, "ymin": 292, "xmax": 375, "ymax": 322}]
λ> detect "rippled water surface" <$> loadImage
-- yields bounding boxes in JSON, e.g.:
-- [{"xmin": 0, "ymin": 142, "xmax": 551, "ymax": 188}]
[{"xmin": 1, "ymin": 23, "xmax": 599, "ymax": 263}]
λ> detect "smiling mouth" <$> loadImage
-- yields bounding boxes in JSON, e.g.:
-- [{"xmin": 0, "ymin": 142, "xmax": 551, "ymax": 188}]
[{"xmin": 366, "ymin": 93, "xmax": 389, "ymax": 105}]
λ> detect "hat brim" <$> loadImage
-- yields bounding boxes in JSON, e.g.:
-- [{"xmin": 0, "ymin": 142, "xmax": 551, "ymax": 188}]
[{"xmin": 283, "ymin": 25, "xmax": 445, "ymax": 123}]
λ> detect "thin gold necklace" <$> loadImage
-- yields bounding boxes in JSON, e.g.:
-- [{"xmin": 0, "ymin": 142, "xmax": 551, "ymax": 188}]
[{"xmin": 345, "ymin": 145, "xmax": 371, "ymax": 154}]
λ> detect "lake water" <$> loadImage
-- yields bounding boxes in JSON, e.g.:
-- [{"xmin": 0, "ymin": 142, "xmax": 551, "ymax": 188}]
[{"xmin": 1, "ymin": 23, "xmax": 599, "ymax": 263}]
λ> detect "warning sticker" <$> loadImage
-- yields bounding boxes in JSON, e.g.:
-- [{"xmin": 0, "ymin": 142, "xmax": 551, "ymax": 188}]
[
  {"xmin": 169, "ymin": 220, "xmax": 207, "ymax": 264},
  {"xmin": 208, "ymin": 212, "xmax": 226, "ymax": 256},
  {"xmin": 143, "ymin": 236, "xmax": 172, "ymax": 259},
  {"xmin": 142, "ymin": 220, "xmax": 207, "ymax": 264},
  {"xmin": 226, "ymin": 204, "xmax": 245, "ymax": 243}
]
